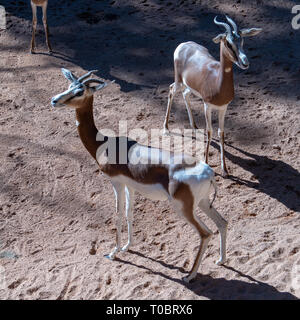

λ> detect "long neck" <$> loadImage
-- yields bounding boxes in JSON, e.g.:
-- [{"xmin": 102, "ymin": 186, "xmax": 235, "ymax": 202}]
[
  {"xmin": 218, "ymin": 41, "xmax": 234, "ymax": 99},
  {"xmin": 75, "ymin": 96, "xmax": 105, "ymax": 160}
]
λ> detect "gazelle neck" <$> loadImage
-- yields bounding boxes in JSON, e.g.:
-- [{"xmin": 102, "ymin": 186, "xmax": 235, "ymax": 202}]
[
  {"xmin": 75, "ymin": 95, "xmax": 106, "ymax": 161},
  {"xmin": 219, "ymin": 41, "xmax": 234, "ymax": 100}
]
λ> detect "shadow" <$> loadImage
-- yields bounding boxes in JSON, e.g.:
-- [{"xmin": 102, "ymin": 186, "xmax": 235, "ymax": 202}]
[
  {"xmin": 128, "ymin": 249, "xmax": 186, "ymax": 273},
  {"xmin": 2, "ymin": 0, "xmax": 299, "ymax": 100},
  {"xmin": 114, "ymin": 250, "xmax": 298, "ymax": 300},
  {"xmin": 218, "ymin": 143, "xmax": 300, "ymax": 212},
  {"xmin": 30, "ymin": 50, "xmax": 74, "ymax": 63}
]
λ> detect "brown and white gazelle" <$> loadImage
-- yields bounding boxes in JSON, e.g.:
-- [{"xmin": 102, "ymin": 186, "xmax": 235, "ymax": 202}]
[
  {"xmin": 163, "ymin": 16, "xmax": 262, "ymax": 177},
  {"xmin": 30, "ymin": 0, "xmax": 52, "ymax": 54},
  {"xmin": 51, "ymin": 69, "xmax": 228, "ymax": 283}
]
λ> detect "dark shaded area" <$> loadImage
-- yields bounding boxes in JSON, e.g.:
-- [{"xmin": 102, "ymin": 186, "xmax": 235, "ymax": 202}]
[
  {"xmin": 2, "ymin": 0, "xmax": 300, "ymax": 97},
  {"xmin": 221, "ymin": 143, "xmax": 300, "ymax": 212},
  {"xmin": 115, "ymin": 250, "xmax": 298, "ymax": 300}
]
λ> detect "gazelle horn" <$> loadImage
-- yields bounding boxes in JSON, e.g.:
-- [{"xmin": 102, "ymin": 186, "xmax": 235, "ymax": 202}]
[
  {"xmin": 82, "ymin": 78, "xmax": 105, "ymax": 86},
  {"xmin": 214, "ymin": 16, "xmax": 232, "ymax": 35},
  {"xmin": 225, "ymin": 15, "xmax": 238, "ymax": 34},
  {"xmin": 78, "ymin": 70, "xmax": 98, "ymax": 83}
]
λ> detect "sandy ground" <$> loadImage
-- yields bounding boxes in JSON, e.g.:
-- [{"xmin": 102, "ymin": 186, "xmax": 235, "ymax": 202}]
[{"xmin": 0, "ymin": 0, "xmax": 299, "ymax": 300}]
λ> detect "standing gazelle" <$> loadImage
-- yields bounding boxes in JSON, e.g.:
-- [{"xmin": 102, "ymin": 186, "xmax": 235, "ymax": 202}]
[
  {"xmin": 51, "ymin": 68, "xmax": 228, "ymax": 283},
  {"xmin": 30, "ymin": 0, "xmax": 52, "ymax": 54},
  {"xmin": 163, "ymin": 16, "xmax": 262, "ymax": 177}
]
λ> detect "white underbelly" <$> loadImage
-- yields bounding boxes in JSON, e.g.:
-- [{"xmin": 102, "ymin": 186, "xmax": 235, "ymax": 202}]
[{"xmin": 111, "ymin": 175, "xmax": 169, "ymax": 201}]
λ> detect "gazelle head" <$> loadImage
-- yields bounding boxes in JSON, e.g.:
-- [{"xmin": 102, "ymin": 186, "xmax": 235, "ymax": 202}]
[
  {"xmin": 213, "ymin": 16, "xmax": 262, "ymax": 70},
  {"xmin": 51, "ymin": 68, "xmax": 112, "ymax": 109}
]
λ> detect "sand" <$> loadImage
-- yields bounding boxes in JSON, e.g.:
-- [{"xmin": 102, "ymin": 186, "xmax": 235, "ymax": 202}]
[{"xmin": 0, "ymin": 0, "xmax": 299, "ymax": 300}]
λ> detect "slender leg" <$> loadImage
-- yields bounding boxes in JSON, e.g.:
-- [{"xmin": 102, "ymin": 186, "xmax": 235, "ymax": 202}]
[
  {"xmin": 218, "ymin": 106, "xmax": 228, "ymax": 177},
  {"xmin": 172, "ymin": 198, "xmax": 212, "ymax": 283},
  {"xmin": 198, "ymin": 199, "xmax": 228, "ymax": 265},
  {"xmin": 184, "ymin": 212, "xmax": 212, "ymax": 283},
  {"xmin": 105, "ymin": 182, "xmax": 125, "ymax": 260},
  {"xmin": 30, "ymin": 2, "xmax": 37, "ymax": 54},
  {"xmin": 163, "ymin": 82, "xmax": 177, "ymax": 134},
  {"xmin": 121, "ymin": 186, "xmax": 135, "ymax": 252},
  {"xmin": 42, "ymin": 2, "xmax": 52, "ymax": 53},
  {"xmin": 204, "ymin": 103, "xmax": 212, "ymax": 165},
  {"xmin": 182, "ymin": 87, "xmax": 198, "ymax": 130}
]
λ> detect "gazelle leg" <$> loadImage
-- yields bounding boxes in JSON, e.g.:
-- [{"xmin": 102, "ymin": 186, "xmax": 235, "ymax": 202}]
[
  {"xmin": 105, "ymin": 182, "xmax": 125, "ymax": 260},
  {"xmin": 163, "ymin": 82, "xmax": 177, "ymax": 134},
  {"xmin": 218, "ymin": 106, "xmax": 228, "ymax": 177},
  {"xmin": 183, "ymin": 210, "xmax": 212, "ymax": 283},
  {"xmin": 42, "ymin": 2, "xmax": 52, "ymax": 53},
  {"xmin": 172, "ymin": 198, "xmax": 212, "ymax": 283},
  {"xmin": 204, "ymin": 103, "xmax": 212, "ymax": 165},
  {"xmin": 199, "ymin": 199, "xmax": 227, "ymax": 265},
  {"xmin": 182, "ymin": 87, "xmax": 198, "ymax": 130},
  {"xmin": 30, "ymin": 2, "xmax": 37, "ymax": 54},
  {"xmin": 121, "ymin": 186, "xmax": 135, "ymax": 252}
]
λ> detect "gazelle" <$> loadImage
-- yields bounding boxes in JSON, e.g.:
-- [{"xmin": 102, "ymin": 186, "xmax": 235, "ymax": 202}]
[
  {"xmin": 163, "ymin": 16, "xmax": 262, "ymax": 177},
  {"xmin": 51, "ymin": 68, "xmax": 228, "ymax": 283},
  {"xmin": 30, "ymin": 0, "xmax": 52, "ymax": 54}
]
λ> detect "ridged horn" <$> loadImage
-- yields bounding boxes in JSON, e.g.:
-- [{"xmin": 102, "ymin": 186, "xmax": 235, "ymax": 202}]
[
  {"xmin": 82, "ymin": 78, "xmax": 104, "ymax": 86},
  {"xmin": 226, "ymin": 15, "xmax": 238, "ymax": 34},
  {"xmin": 214, "ymin": 16, "xmax": 232, "ymax": 35},
  {"xmin": 78, "ymin": 70, "xmax": 98, "ymax": 83}
]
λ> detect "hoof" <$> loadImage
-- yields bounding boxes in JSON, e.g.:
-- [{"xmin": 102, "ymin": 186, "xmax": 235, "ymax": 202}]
[
  {"xmin": 121, "ymin": 245, "xmax": 129, "ymax": 252},
  {"xmin": 182, "ymin": 274, "xmax": 196, "ymax": 284},
  {"xmin": 222, "ymin": 170, "xmax": 229, "ymax": 178},
  {"xmin": 30, "ymin": 50, "xmax": 36, "ymax": 54},
  {"xmin": 163, "ymin": 128, "xmax": 170, "ymax": 135},
  {"xmin": 104, "ymin": 253, "xmax": 116, "ymax": 260},
  {"xmin": 215, "ymin": 258, "xmax": 226, "ymax": 266}
]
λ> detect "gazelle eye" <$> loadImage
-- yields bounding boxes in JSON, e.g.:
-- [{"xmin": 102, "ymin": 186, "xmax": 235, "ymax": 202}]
[{"xmin": 75, "ymin": 91, "xmax": 84, "ymax": 97}]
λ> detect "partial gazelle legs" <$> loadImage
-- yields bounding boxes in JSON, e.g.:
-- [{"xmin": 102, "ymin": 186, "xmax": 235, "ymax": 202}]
[
  {"xmin": 106, "ymin": 182, "xmax": 125, "ymax": 260},
  {"xmin": 204, "ymin": 103, "xmax": 229, "ymax": 177},
  {"xmin": 198, "ymin": 199, "xmax": 227, "ymax": 265},
  {"xmin": 31, "ymin": 1, "xmax": 52, "ymax": 54},
  {"xmin": 163, "ymin": 83, "xmax": 198, "ymax": 134},
  {"xmin": 105, "ymin": 184, "xmax": 135, "ymax": 259},
  {"xmin": 163, "ymin": 82, "xmax": 176, "ymax": 134},
  {"xmin": 164, "ymin": 85, "xmax": 229, "ymax": 177},
  {"xmin": 182, "ymin": 87, "xmax": 199, "ymax": 130},
  {"xmin": 121, "ymin": 186, "xmax": 134, "ymax": 252}
]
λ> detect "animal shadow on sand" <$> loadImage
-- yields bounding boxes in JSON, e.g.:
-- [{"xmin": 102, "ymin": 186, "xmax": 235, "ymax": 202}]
[
  {"xmin": 115, "ymin": 250, "xmax": 298, "ymax": 300},
  {"xmin": 212, "ymin": 142, "xmax": 300, "ymax": 212}
]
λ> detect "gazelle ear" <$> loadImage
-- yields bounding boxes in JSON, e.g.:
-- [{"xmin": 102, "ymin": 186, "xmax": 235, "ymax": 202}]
[
  {"xmin": 90, "ymin": 80, "xmax": 115, "ymax": 92},
  {"xmin": 61, "ymin": 68, "xmax": 77, "ymax": 82},
  {"xmin": 212, "ymin": 33, "xmax": 226, "ymax": 43},
  {"xmin": 240, "ymin": 28, "xmax": 262, "ymax": 37},
  {"xmin": 84, "ymin": 79, "xmax": 115, "ymax": 93},
  {"xmin": 91, "ymin": 83, "xmax": 108, "ymax": 92}
]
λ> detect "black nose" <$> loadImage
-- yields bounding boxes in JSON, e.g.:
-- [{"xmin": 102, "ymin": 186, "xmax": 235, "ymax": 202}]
[{"xmin": 51, "ymin": 98, "xmax": 58, "ymax": 106}]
